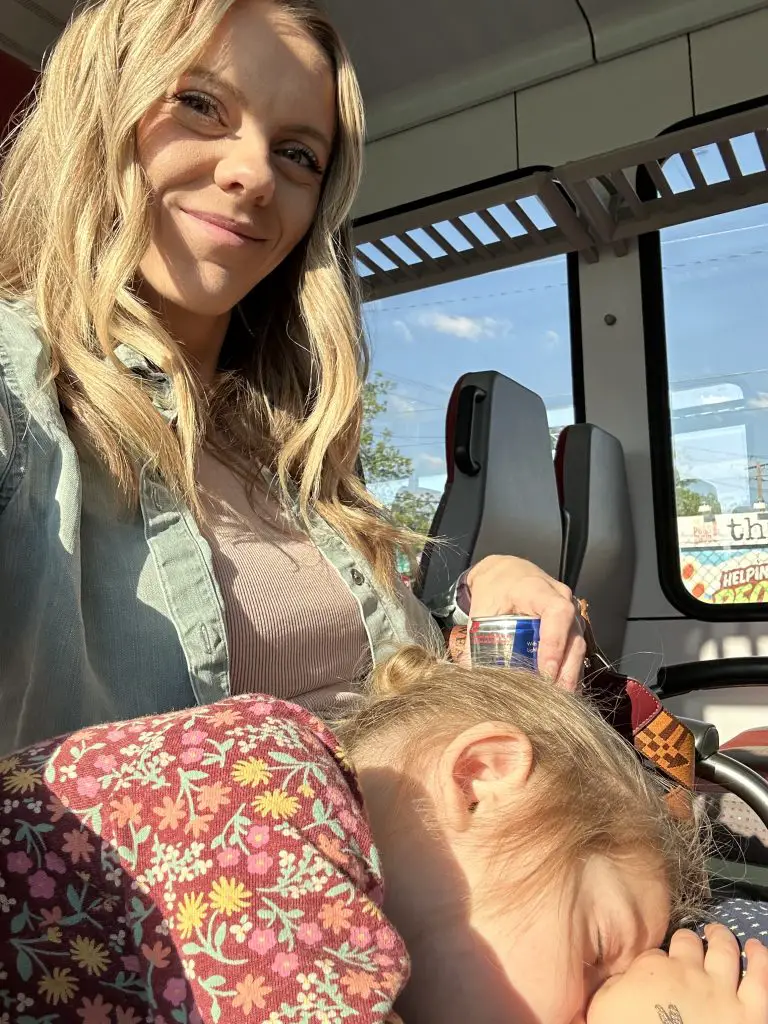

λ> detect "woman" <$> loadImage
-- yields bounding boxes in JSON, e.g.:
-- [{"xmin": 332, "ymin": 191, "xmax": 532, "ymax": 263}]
[
  {"xmin": 0, "ymin": 0, "xmax": 584, "ymax": 753},
  {"xmin": 5, "ymin": 648, "xmax": 763, "ymax": 1024}
]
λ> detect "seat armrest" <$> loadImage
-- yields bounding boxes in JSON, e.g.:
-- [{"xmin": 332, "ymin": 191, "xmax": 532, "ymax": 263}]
[{"xmin": 678, "ymin": 716, "xmax": 720, "ymax": 760}]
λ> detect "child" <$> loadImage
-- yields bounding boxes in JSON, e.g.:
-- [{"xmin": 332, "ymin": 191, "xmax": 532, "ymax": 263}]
[{"xmin": 0, "ymin": 647, "xmax": 765, "ymax": 1024}]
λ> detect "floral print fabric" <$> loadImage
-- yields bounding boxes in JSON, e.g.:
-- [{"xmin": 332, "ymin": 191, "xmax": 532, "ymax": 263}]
[{"xmin": 0, "ymin": 695, "xmax": 409, "ymax": 1024}]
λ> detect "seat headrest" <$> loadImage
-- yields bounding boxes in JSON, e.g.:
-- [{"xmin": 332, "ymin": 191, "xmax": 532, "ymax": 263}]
[
  {"xmin": 417, "ymin": 370, "xmax": 564, "ymax": 604},
  {"xmin": 557, "ymin": 422, "xmax": 635, "ymax": 664},
  {"xmin": 443, "ymin": 374, "xmax": 467, "ymax": 485}
]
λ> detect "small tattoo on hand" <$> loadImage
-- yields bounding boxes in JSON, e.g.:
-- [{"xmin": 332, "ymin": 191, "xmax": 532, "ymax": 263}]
[{"xmin": 656, "ymin": 1005, "xmax": 683, "ymax": 1024}]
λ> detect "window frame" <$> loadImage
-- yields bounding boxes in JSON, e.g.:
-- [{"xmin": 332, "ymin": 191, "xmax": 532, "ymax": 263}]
[
  {"xmin": 639, "ymin": 96, "xmax": 768, "ymax": 621},
  {"xmin": 354, "ymin": 165, "xmax": 586, "ymax": 437}
]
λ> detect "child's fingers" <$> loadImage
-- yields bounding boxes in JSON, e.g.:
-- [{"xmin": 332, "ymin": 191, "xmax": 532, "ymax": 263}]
[
  {"xmin": 668, "ymin": 928, "xmax": 705, "ymax": 968},
  {"xmin": 739, "ymin": 939, "xmax": 768, "ymax": 1021},
  {"xmin": 702, "ymin": 924, "xmax": 741, "ymax": 992}
]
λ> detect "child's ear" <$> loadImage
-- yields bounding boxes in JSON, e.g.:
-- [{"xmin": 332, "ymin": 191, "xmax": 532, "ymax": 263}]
[{"xmin": 437, "ymin": 722, "xmax": 534, "ymax": 832}]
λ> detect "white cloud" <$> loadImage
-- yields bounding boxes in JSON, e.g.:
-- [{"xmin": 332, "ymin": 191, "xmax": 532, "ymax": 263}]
[
  {"xmin": 416, "ymin": 310, "xmax": 506, "ymax": 340},
  {"xmin": 392, "ymin": 319, "xmax": 414, "ymax": 343},
  {"xmin": 415, "ymin": 453, "xmax": 446, "ymax": 473},
  {"xmin": 389, "ymin": 394, "xmax": 420, "ymax": 415}
]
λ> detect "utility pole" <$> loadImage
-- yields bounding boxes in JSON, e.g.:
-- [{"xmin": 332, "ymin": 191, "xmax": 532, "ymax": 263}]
[{"xmin": 750, "ymin": 460, "xmax": 767, "ymax": 510}]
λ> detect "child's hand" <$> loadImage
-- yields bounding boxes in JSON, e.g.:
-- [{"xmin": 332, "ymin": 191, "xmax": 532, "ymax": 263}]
[{"xmin": 587, "ymin": 925, "xmax": 768, "ymax": 1024}]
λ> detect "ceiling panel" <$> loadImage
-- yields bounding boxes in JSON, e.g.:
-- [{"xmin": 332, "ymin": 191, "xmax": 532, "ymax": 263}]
[
  {"xmin": 0, "ymin": 0, "xmax": 64, "ymax": 67},
  {"xmin": 691, "ymin": 7, "xmax": 768, "ymax": 114},
  {"xmin": 326, "ymin": 0, "xmax": 592, "ymax": 137},
  {"xmin": 325, "ymin": 0, "xmax": 587, "ymax": 101},
  {"xmin": 581, "ymin": 0, "xmax": 768, "ymax": 59},
  {"xmin": 29, "ymin": 0, "xmax": 75, "ymax": 21},
  {"xmin": 517, "ymin": 37, "xmax": 693, "ymax": 166}
]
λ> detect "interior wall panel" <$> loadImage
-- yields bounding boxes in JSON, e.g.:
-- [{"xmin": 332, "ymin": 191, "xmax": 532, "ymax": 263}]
[
  {"xmin": 517, "ymin": 37, "xmax": 694, "ymax": 167},
  {"xmin": 690, "ymin": 7, "xmax": 768, "ymax": 114}
]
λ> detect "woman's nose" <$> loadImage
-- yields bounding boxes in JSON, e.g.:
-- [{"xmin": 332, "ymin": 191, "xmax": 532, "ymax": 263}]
[{"xmin": 214, "ymin": 133, "xmax": 276, "ymax": 206}]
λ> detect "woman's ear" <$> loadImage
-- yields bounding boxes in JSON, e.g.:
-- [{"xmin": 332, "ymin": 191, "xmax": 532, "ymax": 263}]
[{"xmin": 436, "ymin": 722, "xmax": 534, "ymax": 833}]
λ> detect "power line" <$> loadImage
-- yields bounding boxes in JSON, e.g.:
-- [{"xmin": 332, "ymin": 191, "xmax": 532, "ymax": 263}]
[{"xmin": 364, "ymin": 250, "xmax": 768, "ymax": 316}]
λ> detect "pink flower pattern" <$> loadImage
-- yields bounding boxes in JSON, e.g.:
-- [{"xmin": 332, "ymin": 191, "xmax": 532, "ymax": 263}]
[{"xmin": 0, "ymin": 695, "xmax": 409, "ymax": 1022}]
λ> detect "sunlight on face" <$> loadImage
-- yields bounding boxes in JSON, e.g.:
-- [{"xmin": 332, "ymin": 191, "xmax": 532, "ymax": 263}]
[
  {"xmin": 469, "ymin": 855, "xmax": 670, "ymax": 1024},
  {"xmin": 136, "ymin": 0, "xmax": 336, "ymax": 324}
]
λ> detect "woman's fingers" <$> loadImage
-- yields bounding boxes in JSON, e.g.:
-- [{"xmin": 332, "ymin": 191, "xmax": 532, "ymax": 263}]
[
  {"xmin": 702, "ymin": 924, "xmax": 741, "ymax": 992},
  {"xmin": 668, "ymin": 928, "xmax": 706, "ymax": 969},
  {"xmin": 555, "ymin": 630, "xmax": 587, "ymax": 692},
  {"xmin": 739, "ymin": 938, "xmax": 768, "ymax": 1020},
  {"xmin": 535, "ymin": 597, "xmax": 573, "ymax": 680},
  {"xmin": 465, "ymin": 557, "xmax": 582, "ymax": 684}
]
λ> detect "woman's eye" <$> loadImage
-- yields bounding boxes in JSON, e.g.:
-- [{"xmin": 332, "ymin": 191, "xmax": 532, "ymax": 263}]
[
  {"xmin": 174, "ymin": 91, "xmax": 221, "ymax": 121},
  {"xmin": 277, "ymin": 144, "xmax": 322, "ymax": 175}
]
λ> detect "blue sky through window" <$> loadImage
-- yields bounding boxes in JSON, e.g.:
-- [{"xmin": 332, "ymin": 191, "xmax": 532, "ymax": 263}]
[
  {"xmin": 362, "ymin": 142, "xmax": 768, "ymax": 512},
  {"xmin": 363, "ymin": 255, "xmax": 572, "ymax": 501}
]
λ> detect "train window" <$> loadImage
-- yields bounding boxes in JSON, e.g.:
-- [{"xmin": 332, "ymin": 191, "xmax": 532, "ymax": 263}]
[
  {"xmin": 658, "ymin": 197, "xmax": 768, "ymax": 608},
  {"xmin": 361, "ymin": 255, "xmax": 575, "ymax": 538}
]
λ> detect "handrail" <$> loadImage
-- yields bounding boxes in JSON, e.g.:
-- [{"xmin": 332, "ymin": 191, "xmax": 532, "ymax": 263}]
[{"xmin": 657, "ymin": 658, "xmax": 768, "ymax": 699}]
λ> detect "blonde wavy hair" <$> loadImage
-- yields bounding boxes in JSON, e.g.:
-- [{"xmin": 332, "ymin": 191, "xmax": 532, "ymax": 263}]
[
  {"xmin": 0, "ymin": 0, "xmax": 413, "ymax": 585},
  {"xmin": 339, "ymin": 646, "xmax": 709, "ymax": 929}
]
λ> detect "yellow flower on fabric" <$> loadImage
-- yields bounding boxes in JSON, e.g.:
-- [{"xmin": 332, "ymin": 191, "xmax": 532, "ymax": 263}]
[
  {"xmin": 253, "ymin": 789, "xmax": 299, "ymax": 821},
  {"xmin": 232, "ymin": 758, "xmax": 272, "ymax": 787},
  {"xmin": 46, "ymin": 926, "xmax": 62, "ymax": 944},
  {"xmin": 209, "ymin": 876, "xmax": 252, "ymax": 917},
  {"xmin": 4, "ymin": 768, "xmax": 41, "ymax": 794},
  {"xmin": 0, "ymin": 756, "xmax": 19, "ymax": 774},
  {"xmin": 298, "ymin": 783, "xmax": 315, "ymax": 798},
  {"xmin": 334, "ymin": 746, "xmax": 353, "ymax": 772},
  {"xmin": 177, "ymin": 891, "xmax": 208, "ymax": 939},
  {"xmin": 69, "ymin": 936, "xmax": 110, "ymax": 976},
  {"xmin": 361, "ymin": 900, "xmax": 384, "ymax": 920},
  {"xmin": 38, "ymin": 967, "xmax": 78, "ymax": 1005}
]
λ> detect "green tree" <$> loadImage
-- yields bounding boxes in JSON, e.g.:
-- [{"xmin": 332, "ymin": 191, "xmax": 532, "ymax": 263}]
[
  {"xmin": 390, "ymin": 488, "xmax": 441, "ymax": 535},
  {"xmin": 360, "ymin": 372, "xmax": 412, "ymax": 482},
  {"xmin": 361, "ymin": 372, "xmax": 441, "ymax": 535},
  {"xmin": 675, "ymin": 471, "xmax": 722, "ymax": 516}
]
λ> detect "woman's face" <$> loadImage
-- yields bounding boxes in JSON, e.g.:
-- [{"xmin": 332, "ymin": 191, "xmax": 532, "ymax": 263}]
[{"xmin": 136, "ymin": 0, "xmax": 336, "ymax": 321}]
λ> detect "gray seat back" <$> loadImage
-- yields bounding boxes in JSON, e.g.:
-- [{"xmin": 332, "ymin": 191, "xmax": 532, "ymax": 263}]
[
  {"xmin": 556, "ymin": 423, "xmax": 635, "ymax": 664},
  {"xmin": 417, "ymin": 371, "xmax": 563, "ymax": 608}
]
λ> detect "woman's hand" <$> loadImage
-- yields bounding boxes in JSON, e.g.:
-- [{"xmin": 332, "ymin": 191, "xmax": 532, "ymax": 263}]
[
  {"xmin": 587, "ymin": 927, "xmax": 768, "ymax": 1024},
  {"xmin": 465, "ymin": 555, "xmax": 586, "ymax": 690}
]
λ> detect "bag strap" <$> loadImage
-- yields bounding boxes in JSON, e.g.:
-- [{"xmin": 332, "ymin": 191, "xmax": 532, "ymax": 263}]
[{"xmin": 579, "ymin": 600, "xmax": 696, "ymax": 795}]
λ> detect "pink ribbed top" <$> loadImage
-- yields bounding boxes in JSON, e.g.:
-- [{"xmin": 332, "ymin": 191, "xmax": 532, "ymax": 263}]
[{"xmin": 197, "ymin": 450, "xmax": 371, "ymax": 715}]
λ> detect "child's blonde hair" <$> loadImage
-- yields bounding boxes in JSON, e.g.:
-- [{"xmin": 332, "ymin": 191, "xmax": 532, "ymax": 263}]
[{"xmin": 338, "ymin": 646, "xmax": 708, "ymax": 929}]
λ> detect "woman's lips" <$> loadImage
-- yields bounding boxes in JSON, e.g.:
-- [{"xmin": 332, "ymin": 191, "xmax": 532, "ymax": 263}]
[{"xmin": 181, "ymin": 208, "xmax": 263, "ymax": 247}]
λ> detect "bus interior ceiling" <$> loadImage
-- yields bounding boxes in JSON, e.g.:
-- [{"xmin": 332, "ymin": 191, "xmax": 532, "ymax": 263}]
[{"xmin": 2, "ymin": 0, "xmax": 768, "ymax": 737}]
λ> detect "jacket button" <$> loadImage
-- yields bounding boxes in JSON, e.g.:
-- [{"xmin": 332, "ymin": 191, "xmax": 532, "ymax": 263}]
[{"xmin": 351, "ymin": 569, "xmax": 365, "ymax": 586}]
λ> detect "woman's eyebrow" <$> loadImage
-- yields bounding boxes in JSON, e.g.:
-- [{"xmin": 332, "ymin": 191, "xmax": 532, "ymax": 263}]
[
  {"xmin": 182, "ymin": 66, "xmax": 333, "ymax": 152},
  {"xmin": 184, "ymin": 66, "xmax": 250, "ymax": 110},
  {"xmin": 282, "ymin": 123, "xmax": 332, "ymax": 152}
]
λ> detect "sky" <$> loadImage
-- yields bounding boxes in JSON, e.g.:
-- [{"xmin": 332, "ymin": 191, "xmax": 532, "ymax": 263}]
[
  {"xmin": 363, "ymin": 253, "xmax": 572, "ymax": 494},
  {"xmin": 361, "ymin": 142, "xmax": 768, "ymax": 512},
  {"xmin": 663, "ymin": 199, "xmax": 768, "ymax": 512}
]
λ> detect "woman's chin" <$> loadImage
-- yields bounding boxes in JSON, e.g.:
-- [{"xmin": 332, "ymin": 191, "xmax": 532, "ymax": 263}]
[{"xmin": 144, "ymin": 284, "xmax": 249, "ymax": 321}]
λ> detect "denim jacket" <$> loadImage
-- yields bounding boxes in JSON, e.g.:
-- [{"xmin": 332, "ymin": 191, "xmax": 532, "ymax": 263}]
[{"xmin": 0, "ymin": 299, "xmax": 462, "ymax": 753}]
